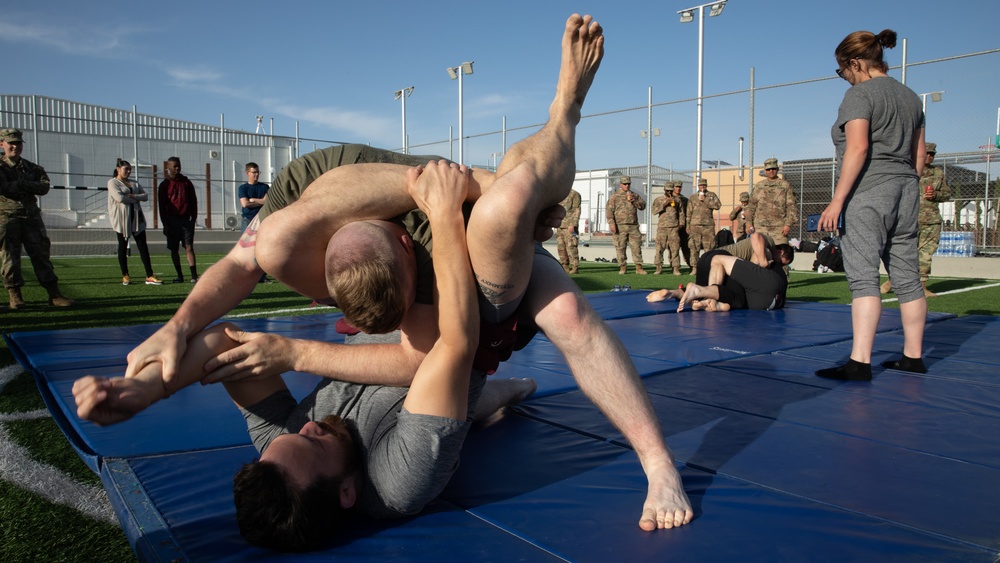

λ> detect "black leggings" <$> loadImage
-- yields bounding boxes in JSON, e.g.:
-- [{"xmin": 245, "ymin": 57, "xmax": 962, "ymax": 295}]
[{"xmin": 117, "ymin": 231, "xmax": 154, "ymax": 277}]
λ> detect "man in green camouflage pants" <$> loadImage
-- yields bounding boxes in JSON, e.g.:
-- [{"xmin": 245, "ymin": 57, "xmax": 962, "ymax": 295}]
[
  {"xmin": 747, "ymin": 158, "xmax": 796, "ymax": 245},
  {"xmin": 556, "ymin": 189, "xmax": 581, "ymax": 274},
  {"xmin": 729, "ymin": 191, "xmax": 751, "ymax": 241},
  {"xmin": 685, "ymin": 178, "xmax": 721, "ymax": 276},
  {"xmin": 605, "ymin": 175, "xmax": 647, "ymax": 274},
  {"xmin": 881, "ymin": 142, "xmax": 950, "ymax": 297},
  {"xmin": 651, "ymin": 183, "xmax": 685, "ymax": 275},
  {"xmin": 0, "ymin": 128, "xmax": 73, "ymax": 310}
]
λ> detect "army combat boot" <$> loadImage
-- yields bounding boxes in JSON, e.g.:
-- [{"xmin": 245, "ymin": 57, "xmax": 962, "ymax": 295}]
[
  {"xmin": 43, "ymin": 283, "xmax": 74, "ymax": 307},
  {"xmin": 673, "ymin": 266, "xmax": 681, "ymax": 276},
  {"xmin": 568, "ymin": 264, "xmax": 578, "ymax": 274},
  {"xmin": 922, "ymin": 280, "xmax": 937, "ymax": 298},
  {"xmin": 619, "ymin": 264, "xmax": 627, "ymax": 275},
  {"xmin": 654, "ymin": 265, "xmax": 662, "ymax": 275},
  {"xmin": 8, "ymin": 287, "xmax": 25, "ymax": 310},
  {"xmin": 635, "ymin": 264, "xmax": 647, "ymax": 275}
]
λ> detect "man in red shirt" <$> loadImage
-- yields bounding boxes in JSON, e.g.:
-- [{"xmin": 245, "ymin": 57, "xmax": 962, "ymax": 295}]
[{"xmin": 158, "ymin": 157, "xmax": 199, "ymax": 283}]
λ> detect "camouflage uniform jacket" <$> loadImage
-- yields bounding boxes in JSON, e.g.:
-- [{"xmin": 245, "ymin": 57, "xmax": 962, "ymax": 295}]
[
  {"xmin": 0, "ymin": 155, "xmax": 50, "ymax": 213},
  {"xmin": 559, "ymin": 190, "xmax": 581, "ymax": 230},
  {"xmin": 652, "ymin": 194, "xmax": 685, "ymax": 228},
  {"xmin": 728, "ymin": 203, "xmax": 749, "ymax": 237},
  {"xmin": 746, "ymin": 177, "xmax": 796, "ymax": 229},
  {"xmin": 606, "ymin": 189, "xmax": 646, "ymax": 226},
  {"xmin": 918, "ymin": 165, "xmax": 950, "ymax": 225},
  {"xmin": 686, "ymin": 190, "xmax": 721, "ymax": 227}
]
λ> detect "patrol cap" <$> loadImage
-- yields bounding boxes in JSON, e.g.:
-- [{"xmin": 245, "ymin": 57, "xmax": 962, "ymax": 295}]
[
  {"xmin": 672, "ymin": 181, "xmax": 683, "ymax": 189},
  {"xmin": 739, "ymin": 191, "xmax": 750, "ymax": 201},
  {"xmin": 0, "ymin": 128, "xmax": 24, "ymax": 143},
  {"xmin": 926, "ymin": 142, "xmax": 937, "ymax": 154},
  {"xmin": 697, "ymin": 178, "xmax": 708, "ymax": 187},
  {"xmin": 619, "ymin": 175, "xmax": 631, "ymax": 184},
  {"xmin": 764, "ymin": 157, "xmax": 779, "ymax": 170}
]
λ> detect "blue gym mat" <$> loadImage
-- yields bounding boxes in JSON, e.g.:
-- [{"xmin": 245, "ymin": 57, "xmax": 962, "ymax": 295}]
[{"xmin": 7, "ymin": 293, "xmax": 1000, "ymax": 562}]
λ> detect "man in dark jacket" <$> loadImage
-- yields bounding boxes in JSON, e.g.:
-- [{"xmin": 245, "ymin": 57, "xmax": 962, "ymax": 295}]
[{"xmin": 158, "ymin": 157, "xmax": 199, "ymax": 283}]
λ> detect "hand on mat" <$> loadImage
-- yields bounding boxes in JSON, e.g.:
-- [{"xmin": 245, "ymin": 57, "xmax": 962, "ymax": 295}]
[
  {"xmin": 125, "ymin": 323, "xmax": 187, "ymax": 387},
  {"xmin": 534, "ymin": 204, "xmax": 566, "ymax": 243},
  {"xmin": 201, "ymin": 327, "xmax": 293, "ymax": 384},
  {"xmin": 73, "ymin": 376, "xmax": 156, "ymax": 426}
]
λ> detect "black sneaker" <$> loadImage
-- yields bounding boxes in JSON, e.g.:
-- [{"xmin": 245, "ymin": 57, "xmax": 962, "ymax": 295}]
[{"xmin": 173, "ymin": 277, "xmax": 184, "ymax": 284}]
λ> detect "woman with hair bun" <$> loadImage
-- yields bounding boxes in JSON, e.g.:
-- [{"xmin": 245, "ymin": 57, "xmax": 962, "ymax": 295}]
[
  {"xmin": 815, "ymin": 29, "xmax": 927, "ymax": 381},
  {"xmin": 108, "ymin": 159, "xmax": 162, "ymax": 286}
]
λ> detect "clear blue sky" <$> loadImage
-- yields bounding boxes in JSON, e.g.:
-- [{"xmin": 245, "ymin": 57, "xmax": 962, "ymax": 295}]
[{"xmin": 4, "ymin": 0, "xmax": 999, "ymax": 172}]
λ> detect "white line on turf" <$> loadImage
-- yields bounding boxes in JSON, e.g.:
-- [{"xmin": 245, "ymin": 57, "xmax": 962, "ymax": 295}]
[{"xmin": 881, "ymin": 281, "xmax": 1000, "ymax": 303}]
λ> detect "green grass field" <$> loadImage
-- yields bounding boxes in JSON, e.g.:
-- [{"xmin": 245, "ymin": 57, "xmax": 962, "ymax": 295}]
[{"xmin": 1, "ymin": 254, "xmax": 998, "ymax": 562}]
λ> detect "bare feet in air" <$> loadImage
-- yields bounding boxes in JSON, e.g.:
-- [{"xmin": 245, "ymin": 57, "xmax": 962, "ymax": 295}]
[{"xmin": 553, "ymin": 14, "xmax": 605, "ymax": 122}]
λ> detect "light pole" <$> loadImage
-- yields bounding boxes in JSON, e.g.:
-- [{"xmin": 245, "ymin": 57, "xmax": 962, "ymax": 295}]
[
  {"xmin": 490, "ymin": 151, "xmax": 503, "ymax": 171},
  {"xmin": 394, "ymin": 86, "xmax": 414, "ymax": 154},
  {"xmin": 918, "ymin": 90, "xmax": 944, "ymax": 124},
  {"xmin": 641, "ymin": 86, "xmax": 660, "ymax": 244},
  {"xmin": 447, "ymin": 61, "xmax": 474, "ymax": 165},
  {"xmin": 678, "ymin": 1, "xmax": 727, "ymax": 184}
]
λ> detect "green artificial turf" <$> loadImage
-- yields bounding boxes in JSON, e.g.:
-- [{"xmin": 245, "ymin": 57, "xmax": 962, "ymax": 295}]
[{"xmin": 0, "ymin": 254, "xmax": 997, "ymax": 562}]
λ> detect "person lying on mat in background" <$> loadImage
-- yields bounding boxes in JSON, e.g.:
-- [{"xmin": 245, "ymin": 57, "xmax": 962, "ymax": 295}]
[
  {"xmin": 122, "ymin": 14, "xmax": 692, "ymax": 532},
  {"xmin": 74, "ymin": 161, "xmax": 536, "ymax": 551},
  {"xmin": 647, "ymin": 235, "xmax": 794, "ymax": 312}
]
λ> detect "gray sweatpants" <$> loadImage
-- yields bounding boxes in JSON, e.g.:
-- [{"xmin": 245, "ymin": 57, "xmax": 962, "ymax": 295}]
[{"xmin": 840, "ymin": 177, "xmax": 923, "ymax": 304}]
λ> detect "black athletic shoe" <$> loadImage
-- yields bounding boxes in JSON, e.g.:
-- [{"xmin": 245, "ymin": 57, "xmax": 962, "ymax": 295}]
[{"xmin": 172, "ymin": 277, "xmax": 184, "ymax": 284}]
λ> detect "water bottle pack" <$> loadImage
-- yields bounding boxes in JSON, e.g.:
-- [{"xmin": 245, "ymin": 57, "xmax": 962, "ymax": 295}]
[{"xmin": 934, "ymin": 232, "xmax": 977, "ymax": 258}]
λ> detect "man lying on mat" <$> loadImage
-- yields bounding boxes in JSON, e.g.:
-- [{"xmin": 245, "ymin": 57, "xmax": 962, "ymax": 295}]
[
  {"xmin": 648, "ymin": 233, "xmax": 795, "ymax": 312},
  {"xmin": 119, "ymin": 13, "xmax": 691, "ymax": 533},
  {"xmin": 74, "ymin": 161, "xmax": 536, "ymax": 551}
]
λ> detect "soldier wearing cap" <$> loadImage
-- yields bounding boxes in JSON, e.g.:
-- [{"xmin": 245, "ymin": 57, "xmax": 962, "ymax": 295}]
[
  {"xmin": 605, "ymin": 175, "xmax": 647, "ymax": 274},
  {"xmin": 556, "ymin": 188, "xmax": 582, "ymax": 274},
  {"xmin": 729, "ymin": 191, "xmax": 751, "ymax": 241},
  {"xmin": 881, "ymin": 142, "xmax": 950, "ymax": 297},
  {"xmin": 685, "ymin": 177, "xmax": 721, "ymax": 275},
  {"xmin": 651, "ymin": 182, "xmax": 685, "ymax": 275},
  {"xmin": 0, "ymin": 128, "xmax": 73, "ymax": 309},
  {"xmin": 746, "ymin": 157, "xmax": 796, "ymax": 246}
]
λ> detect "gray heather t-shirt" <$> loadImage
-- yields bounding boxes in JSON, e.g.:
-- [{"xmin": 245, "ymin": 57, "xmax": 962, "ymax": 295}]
[
  {"xmin": 831, "ymin": 76, "xmax": 924, "ymax": 194},
  {"xmin": 242, "ymin": 333, "xmax": 486, "ymax": 519}
]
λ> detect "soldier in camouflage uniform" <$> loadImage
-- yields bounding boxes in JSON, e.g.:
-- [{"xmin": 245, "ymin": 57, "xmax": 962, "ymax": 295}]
[
  {"xmin": 746, "ymin": 158, "xmax": 796, "ymax": 245},
  {"xmin": 881, "ymin": 142, "xmax": 950, "ymax": 297},
  {"xmin": 0, "ymin": 128, "xmax": 73, "ymax": 309},
  {"xmin": 605, "ymin": 175, "xmax": 647, "ymax": 274},
  {"xmin": 685, "ymin": 178, "xmax": 721, "ymax": 275},
  {"xmin": 729, "ymin": 191, "xmax": 751, "ymax": 241},
  {"xmin": 556, "ymin": 189, "xmax": 582, "ymax": 274},
  {"xmin": 651, "ymin": 184, "xmax": 685, "ymax": 275}
]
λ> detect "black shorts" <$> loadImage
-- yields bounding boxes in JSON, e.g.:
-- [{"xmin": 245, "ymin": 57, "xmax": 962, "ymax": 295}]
[
  {"xmin": 163, "ymin": 216, "xmax": 195, "ymax": 251},
  {"xmin": 717, "ymin": 260, "xmax": 786, "ymax": 310}
]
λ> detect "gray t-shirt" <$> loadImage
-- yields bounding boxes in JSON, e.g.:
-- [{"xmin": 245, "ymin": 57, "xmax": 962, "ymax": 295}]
[
  {"xmin": 242, "ymin": 333, "xmax": 486, "ymax": 519},
  {"xmin": 831, "ymin": 76, "xmax": 924, "ymax": 194}
]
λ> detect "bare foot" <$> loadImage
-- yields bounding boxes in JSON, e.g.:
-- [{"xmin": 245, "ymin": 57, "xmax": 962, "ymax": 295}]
[
  {"xmin": 676, "ymin": 283, "xmax": 708, "ymax": 312},
  {"xmin": 639, "ymin": 463, "xmax": 694, "ymax": 531},
  {"xmin": 474, "ymin": 377, "xmax": 537, "ymax": 422},
  {"xmin": 691, "ymin": 299, "xmax": 711, "ymax": 311},
  {"xmin": 552, "ymin": 14, "xmax": 605, "ymax": 122},
  {"xmin": 646, "ymin": 289, "xmax": 669, "ymax": 303}
]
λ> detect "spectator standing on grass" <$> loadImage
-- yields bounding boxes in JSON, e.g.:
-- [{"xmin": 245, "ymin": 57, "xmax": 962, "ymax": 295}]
[
  {"xmin": 556, "ymin": 188, "xmax": 581, "ymax": 274},
  {"xmin": 815, "ymin": 29, "xmax": 927, "ymax": 382},
  {"xmin": 685, "ymin": 178, "xmax": 721, "ymax": 276},
  {"xmin": 729, "ymin": 191, "xmax": 751, "ymax": 241},
  {"xmin": 0, "ymin": 128, "xmax": 73, "ymax": 309},
  {"xmin": 108, "ymin": 159, "xmax": 162, "ymax": 286},
  {"xmin": 238, "ymin": 162, "xmax": 269, "ymax": 232},
  {"xmin": 651, "ymin": 183, "xmax": 685, "ymax": 275},
  {"xmin": 158, "ymin": 157, "xmax": 199, "ymax": 284},
  {"xmin": 605, "ymin": 175, "xmax": 647, "ymax": 275}
]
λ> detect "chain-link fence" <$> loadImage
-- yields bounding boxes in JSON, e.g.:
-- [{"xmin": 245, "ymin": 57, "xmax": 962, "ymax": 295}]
[{"xmin": 3, "ymin": 45, "xmax": 999, "ymax": 254}]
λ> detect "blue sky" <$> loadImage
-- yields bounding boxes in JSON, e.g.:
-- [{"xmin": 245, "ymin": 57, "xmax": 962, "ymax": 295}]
[{"xmin": 4, "ymin": 1, "xmax": 999, "ymax": 172}]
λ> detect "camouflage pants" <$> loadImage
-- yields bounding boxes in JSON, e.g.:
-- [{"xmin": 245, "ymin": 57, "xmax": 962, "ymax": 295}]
[
  {"xmin": 0, "ymin": 210, "xmax": 59, "ymax": 289},
  {"xmin": 556, "ymin": 228, "xmax": 578, "ymax": 269},
  {"xmin": 687, "ymin": 225, "xmax": 716, "ymax": 263},
  {"xmin": 917, "ymin": 222, "xmax": 942, "ymax": 281},
  {"xmin": 754, "ymin": 225, "xmax": 788, "ymax": 245},
  {"xmin": 613, "ymin": 224, "xmax": 644, "ymax": 265},
  {"xmin": 654, "ymin": 227, "xmax": 682, "ymax": 268}
]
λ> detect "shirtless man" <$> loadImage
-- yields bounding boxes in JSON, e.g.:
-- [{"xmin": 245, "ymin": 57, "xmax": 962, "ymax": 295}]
[{"xmin": 123, "ymin": 14, "xmax": 692, "ymax": 530}]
